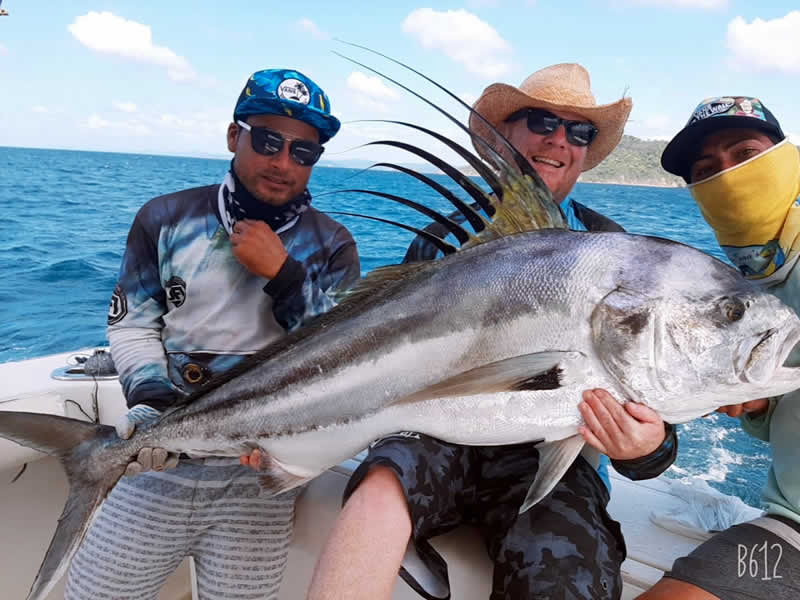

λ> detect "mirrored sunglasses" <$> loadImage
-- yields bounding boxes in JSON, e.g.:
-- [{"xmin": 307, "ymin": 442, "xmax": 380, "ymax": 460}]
[
  {"xmin": 506, "ymin": 108, "xmax": 598, "ymax": 147},
  {"xmin": 236, "ymin": 120, "xmax": 324, "ymax": 166}
]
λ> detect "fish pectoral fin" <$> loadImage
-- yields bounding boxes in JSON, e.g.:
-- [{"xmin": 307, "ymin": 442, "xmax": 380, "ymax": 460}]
[
  {"xmin": 255, "ymin": 455, "xmax": 316, "ymax": 496},
  {"xmin": 519, "ymin": 434, "xmax": 585, "ymax": 513},
  {"xmin": 402, "ymin": 351, "xmax": 586, "ymax": 402}
]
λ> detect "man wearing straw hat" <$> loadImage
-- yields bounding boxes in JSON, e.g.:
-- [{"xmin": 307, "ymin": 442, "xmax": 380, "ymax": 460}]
[{"xmin": 308, "ymin": 63, "xmax": 678, "ymax": 600}]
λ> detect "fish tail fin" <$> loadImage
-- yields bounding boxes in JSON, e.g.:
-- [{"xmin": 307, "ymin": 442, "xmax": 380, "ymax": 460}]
[{"xmin": 0, "ymin": 411, "xmax": 123, "ymax": 600}]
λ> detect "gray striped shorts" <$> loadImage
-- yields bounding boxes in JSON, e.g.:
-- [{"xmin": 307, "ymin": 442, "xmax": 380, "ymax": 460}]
[{"xmin": 64, "ymin": 457, "xmax": 299, "ymax": 600}]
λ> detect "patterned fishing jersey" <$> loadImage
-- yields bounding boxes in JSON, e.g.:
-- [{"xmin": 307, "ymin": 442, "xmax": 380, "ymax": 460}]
[{"xmin": 107, "ymin": 184, "xmax": 360, "ymax": 410}]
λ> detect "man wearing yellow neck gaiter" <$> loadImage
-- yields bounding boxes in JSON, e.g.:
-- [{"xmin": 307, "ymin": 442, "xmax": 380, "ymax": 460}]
[{"xmin": 637, "ymin": 98, "xmax": 800, "ymax": 600}]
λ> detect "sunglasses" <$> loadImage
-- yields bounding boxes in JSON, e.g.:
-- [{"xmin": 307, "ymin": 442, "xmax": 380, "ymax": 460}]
[
  {"xmin": 505, "ymin": 108, "xmax": 598, "ymax": 147},
  {"xmin": 236, "ymin": 120, "xmax": 324, "ymax": 166}
]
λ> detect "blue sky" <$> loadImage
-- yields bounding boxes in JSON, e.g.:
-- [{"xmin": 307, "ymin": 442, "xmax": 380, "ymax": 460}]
[{"xmin": 1, "ymin": 1, "xmax": 799, "ymax": 165}]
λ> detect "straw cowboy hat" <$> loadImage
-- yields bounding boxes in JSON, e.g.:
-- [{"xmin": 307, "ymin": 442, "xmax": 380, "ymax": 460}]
[{"xmin": 469, "ymin": 63, "xmax": 632, "ymax": 171}]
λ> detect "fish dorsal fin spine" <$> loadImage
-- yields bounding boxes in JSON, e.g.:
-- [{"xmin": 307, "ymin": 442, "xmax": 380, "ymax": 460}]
[
  {"xmin": 331, "ymin": 262, "xmax": 434, "ymax": 307},
  {"xmin": 330, "ymin": 47, "xmax": 570, "ymax": 252},
  {"xmin": 465, "ymin": 169, "xmax": 568, "ymax": 249}
]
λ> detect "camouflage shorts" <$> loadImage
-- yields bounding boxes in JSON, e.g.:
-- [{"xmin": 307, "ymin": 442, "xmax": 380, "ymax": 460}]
[{"xmin": 343, "ymin": 433, "xmax": 626, "ymax": 600}]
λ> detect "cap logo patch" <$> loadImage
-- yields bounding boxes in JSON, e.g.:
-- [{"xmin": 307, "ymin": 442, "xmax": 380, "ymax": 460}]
[
  {"xmin": 278, "ymin": 79, "xmax": 311, "ymax": 105},
  {"xmin": 689, "ymin": 98, "xmax": 735, "ymax": 124}
]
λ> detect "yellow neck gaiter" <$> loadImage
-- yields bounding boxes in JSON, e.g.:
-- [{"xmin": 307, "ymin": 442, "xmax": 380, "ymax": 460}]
[{"xmin": 690, "ymin": 139, "xmax": 800, "ymax": 281}]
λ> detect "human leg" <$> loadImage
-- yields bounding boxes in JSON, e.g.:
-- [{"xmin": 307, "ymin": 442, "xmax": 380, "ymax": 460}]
[
  {"xmin": 635, "ymin": 578, "xmax": 719, "ymax": 599},
  {"xmin": 638, "ymin": 515, "xmax": 800, "ymax": 600},
  {"xmin": 308, "ymin": 434, "xmax": 473, "ymax": 600},
  {"xmin": 64, "ymin": 468, "xmax": 192, "ymax": 600},
  {"xmin": 480, "ymin": 454, "xmax": 625, "ymax": 600},
  {"xmin": 307, "ymin": 466, "xmax": 412, "ymax": 600}
]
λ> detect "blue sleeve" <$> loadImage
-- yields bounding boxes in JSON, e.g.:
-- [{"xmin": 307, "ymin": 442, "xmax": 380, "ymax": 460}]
[
  {"xmin": 106, "ymin": 206, "xmax": 183, "ymax": 411},
  {"xmin": 595, "ymin": 455, "xmax": 612, "ymax": 491},
  {"xmin": 739, "ymin": 398, "xmax": 777, "ymax": 442},
  {"xmin": 265, "ymin": 229, "xmax": 360, "ymax": 332}
]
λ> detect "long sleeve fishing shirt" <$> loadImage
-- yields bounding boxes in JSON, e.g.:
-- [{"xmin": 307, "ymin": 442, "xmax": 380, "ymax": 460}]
[
  {"xmin": 107, "ymin": 184, "xmax": 360, "ymax": 411},
  {"xmin": 739, "ymin": 263, "xmax": 800, "ymax": 525}
]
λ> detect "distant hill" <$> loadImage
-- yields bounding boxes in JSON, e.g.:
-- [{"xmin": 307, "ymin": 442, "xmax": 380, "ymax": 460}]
[
  {"xmin": 579, "ymin": 135, "xmax": 684, "ymax": 187},
  {"xmin": 455, "ymin": 134, "xmax": 686, "ymax": 188}
]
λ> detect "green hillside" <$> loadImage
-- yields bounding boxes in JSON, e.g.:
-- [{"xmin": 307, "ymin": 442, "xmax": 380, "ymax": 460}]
[
  {"xmin": 458, "ymin": 134, "xmax": 687, "ymax": 187},
  {"xmin": 579, "ymin": 135, "xmax": 685, "ymax": 187}
]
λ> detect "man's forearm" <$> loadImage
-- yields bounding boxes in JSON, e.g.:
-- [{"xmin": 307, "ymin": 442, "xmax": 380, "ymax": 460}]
[{"xmin": 108, "ymin": 326, "xmax": 181, "ymax": 410}]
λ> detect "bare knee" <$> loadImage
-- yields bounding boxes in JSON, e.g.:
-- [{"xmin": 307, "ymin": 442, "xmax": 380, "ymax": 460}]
[
  {"xmin": 636, "ymin": 577, "xmax": 720, "ymax": 600},
  {"xmin": 344, "ymin": 466, "xmax": 412, "ymax": 537}
]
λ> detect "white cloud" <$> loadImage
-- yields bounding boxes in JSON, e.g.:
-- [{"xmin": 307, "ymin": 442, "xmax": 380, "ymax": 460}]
[
  {"xmin": 159, "ymin": 113, "xmax": 196, "ymax": 130},
  {"xmin": 626, "ymin": 111, "xmax": 681, "ymax": 140},
  {"xmin": 402, "ymin": 8, "xmax": 512, "ymax": 78},
  {"xmin": 87, "ymin": 114, "xmax": 112, "ymax": 129},
  {"xmin": 87, "ymin": 114, "xmax": 151, "ymax": 135},
  {"xmin": 297, "ymin": 18, "xmax": 329, "ymax": 40},
  {"xmin": 68, "ymin": 11, "xmax": 196, "ymax": 81},
  {"xmin": 112, "ymin": 101, "xmax": 138, "ymax": 113},
  {"xmin": 727, "ymin": 12, "xmax": 800, "ymax": 73},
  {"xmin": 346, "ymin": 71, "xmax": 400, "ymax": 101},
  {"xmin": 157, "ymin": 112, "xmax": 229, "ymax": 137},
  {"xmin": 32, "ymin": 106, "xmax": 49, "ymax": 114},
  {"xmin": 627, "ymin": 0, "xmax": 727, "ymax": 8}
]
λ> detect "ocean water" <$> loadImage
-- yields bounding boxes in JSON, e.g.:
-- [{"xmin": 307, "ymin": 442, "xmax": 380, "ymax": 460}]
[{"xmin": 0, "ymin": 145, "xmax": 770, "ymax": 507}]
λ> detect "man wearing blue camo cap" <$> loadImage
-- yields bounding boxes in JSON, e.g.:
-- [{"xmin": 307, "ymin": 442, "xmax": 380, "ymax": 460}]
[
  {"xmin": 637, "ymin": 98, "xmax": 800, "ymax": 600},
  {"xmin": 63, "ymin": 69, "xmax": 359, "ymax": 600}
]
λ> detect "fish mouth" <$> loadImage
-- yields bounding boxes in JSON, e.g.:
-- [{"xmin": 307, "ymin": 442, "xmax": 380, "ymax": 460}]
[{"xmin": 740, "ymin": 323, "xmax": 800, "ymax": 384}]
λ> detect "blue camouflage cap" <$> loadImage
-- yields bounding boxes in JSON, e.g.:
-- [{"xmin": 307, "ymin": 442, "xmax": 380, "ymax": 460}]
[{"xmin": 233, "ymin": 69, "xmax": 341, "ymax": 143}]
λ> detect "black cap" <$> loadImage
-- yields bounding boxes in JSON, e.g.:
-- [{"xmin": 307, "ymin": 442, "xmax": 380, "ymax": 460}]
[{"xmin": 661, "ymin": 96, "xmax": 784, "ymax": 181}]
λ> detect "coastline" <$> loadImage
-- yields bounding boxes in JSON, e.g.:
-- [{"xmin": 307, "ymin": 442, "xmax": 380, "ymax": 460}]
[{"xmin": 578, "ymin": 178, "xmax": 684, "ymax": 189}]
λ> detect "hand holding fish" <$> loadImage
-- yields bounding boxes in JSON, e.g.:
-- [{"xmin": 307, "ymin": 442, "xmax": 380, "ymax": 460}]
[
  {"xmin": 230, "ymin": 219, "xmax": 288, "ymax": 279},
  {"xmin": 115, "ymin": 405, "xmax": 179, "ymax": 476},
  {"xmin": 240, "ymin": 448, "xmax": 268, "ymax": 471},
  {"xmin": 578, "ymin": 389, "xmax": 667, "ymax": 460},
  {"xmin": 716, "ymin": 398, "xmax": 770, "ymax": 418}
]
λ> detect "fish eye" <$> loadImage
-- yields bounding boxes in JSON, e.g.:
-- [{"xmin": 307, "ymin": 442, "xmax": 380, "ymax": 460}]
[{"xmin": 722, "ymin": 298, "xmax": 746, "ymax": 322}]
